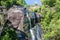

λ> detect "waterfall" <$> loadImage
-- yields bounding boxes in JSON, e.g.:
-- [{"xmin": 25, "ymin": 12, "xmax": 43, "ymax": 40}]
[
  {"xmin": 26, "ymin": 12, "xmax": 42, "ymax": 40},
  {"xmin": 30, "ymin": 28, "xmax": 37, "ymax": 40},
  {"xmin": 36, "ymin": 23, "xmax": 42, "ymax": 40},
  {"xmin": 26, "ymin": 12, "xmax": 36, "ymax": 40}
]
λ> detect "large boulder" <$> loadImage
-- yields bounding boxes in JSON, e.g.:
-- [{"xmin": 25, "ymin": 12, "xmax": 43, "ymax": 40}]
[{"xmin": 7, "ymin": 5, "xmax": 24, "ymax": 32}]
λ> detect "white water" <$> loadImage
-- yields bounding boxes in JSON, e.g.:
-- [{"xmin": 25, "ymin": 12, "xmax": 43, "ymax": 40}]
[
  {"xmin": 36, "ymin": 23, "xmax": 42, "ymax": 40},
  {"xmin": 26, "ymin": 12, "xmax": 42, "ymax": 40},
  {"xmin": 30, "ymin": 28, "xmax": 37, "ymax": 40},
  {"xmin": 26, "ymin": 12, "xmax": 36, "ymax": 40}
]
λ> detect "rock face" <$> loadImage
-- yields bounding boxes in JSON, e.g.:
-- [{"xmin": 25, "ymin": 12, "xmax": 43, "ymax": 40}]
[
  {"xmin": 7, "ymin": 5, "xmax": 42, "ymax": 32},
  {"xmin": 6, "ymin": 5, "xmax": 42, "ymax": 40},
  {"xmin": 7, "ymin": 5, "xmax": 24, "ymax": 32}
]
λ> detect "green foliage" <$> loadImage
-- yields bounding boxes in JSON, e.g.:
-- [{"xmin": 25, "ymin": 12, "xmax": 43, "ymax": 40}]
[
  {"xmin": 42, "ymin": 0, "xmax": 56, "ymax": 7},
  {"xmin": 0, "ymin": 22, "xmax": 18, "ymax": 40},
  {"xmin": 55, "ymin": 0, "xmax": 60, "ymax": 11},
  {"xmin": 41, "ymin": 0, "xmax": 60, "ymax": 40},
  {"xmin": 0, "ymin": 14, "xmax": 4, "ymax": 26},
  {"xmin": 0, "ymin": 0, "xmax": 26, "ymax": 8},
  {"xmin": 0, "ymin": 27, "xmax": 18, "ymax": 40},
  {"xmin": 33, "ymin": 8, "xmax": 38, "ymax": 12},
  {"xmin": 16, "ymin": 0, "xmax": 26, "ymax": 6}
]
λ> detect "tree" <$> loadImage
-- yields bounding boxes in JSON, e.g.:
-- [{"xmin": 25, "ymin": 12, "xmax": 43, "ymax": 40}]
[
  {"xmin": 0, "ymin": 0, "xmax": 26, "ymax": 8},
  {"xmin": 40, "ymin": 0, "xmax": 60, "ymax": 40},
  {"xmin": 41, "ymin": 0, "xmax": 56, "ymax": 7}
]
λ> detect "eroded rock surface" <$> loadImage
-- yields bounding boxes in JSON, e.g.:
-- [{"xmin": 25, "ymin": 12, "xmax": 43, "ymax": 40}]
[{"xmin": 7, "ymin": 6, "xmax": 24, "ymax": 32}]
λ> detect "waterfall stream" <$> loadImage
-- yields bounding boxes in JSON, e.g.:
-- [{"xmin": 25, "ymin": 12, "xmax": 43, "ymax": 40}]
[
  {"xmin": 26, "ymin": 12, "xmax": 42, "ymax": 40},
  {"xmin": 26, "ymin": 12, "xmax": 36, "ymax": 40},
  {"xmin": 36, "ymin": 23, "xmax": 42, "ymax": 40}
]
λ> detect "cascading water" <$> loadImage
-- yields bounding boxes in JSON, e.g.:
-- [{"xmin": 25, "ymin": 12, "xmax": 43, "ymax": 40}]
[
  {"xmin": 26, "ymin": 12, "xmax": 42, "ymax": 40},
  {"xmin": 30, "ymin": 28, "xmax": 37, "ymax": 40},
  {"xmin": 36, "ymin": 23, "xmax": 42, "ymax": 40},
  {"xmin": 26, "ymin": 12, "xmax": 37, "ymax": 40}
]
